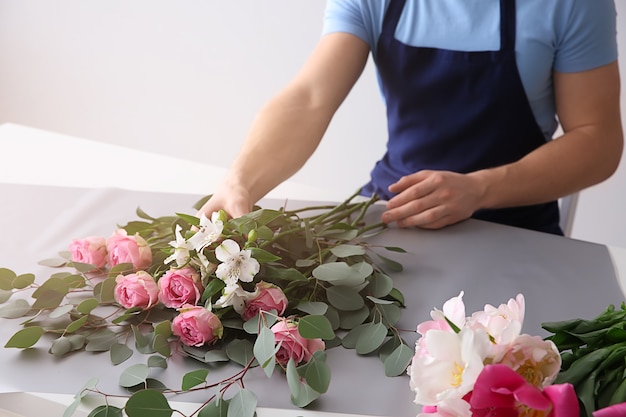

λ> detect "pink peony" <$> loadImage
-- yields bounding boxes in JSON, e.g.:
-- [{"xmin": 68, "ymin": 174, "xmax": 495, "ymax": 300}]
[
  {"xmin": 69, "ymin": 236, "xmax": 108, "ymax": 269},
  {"xmin": 158, "ymin": 267, "xmax": 202, "ymax": 308},
  {"xmin": 496, "ymin": 334, "xmax": 561, "ymax": 388},
  {"xmin": 271, "ymin": 319, "xmax": 325, "ymax": 365},
  {"xmin": 172, "ymin": 304, "xmax": 223, "ymax": 347},
  {"xmin": 241, "ymin": 281, "xmax": 288, "ymax": 321},
  {"xmin": 106, "ymin": 229, "xmax": 152, "ymax": 271},
  {"xmin": 114, "ymin": 271, "xmax": 159, "ymax": 309},
  {"xmin": 470, "ymin": 364, "xmax": 579, "ymax": 417}
]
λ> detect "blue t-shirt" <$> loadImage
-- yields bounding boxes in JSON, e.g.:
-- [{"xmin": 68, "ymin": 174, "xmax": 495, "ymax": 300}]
[{"xmin": 322, "ymin": 0, "xmax": 618, "ymax": 139}]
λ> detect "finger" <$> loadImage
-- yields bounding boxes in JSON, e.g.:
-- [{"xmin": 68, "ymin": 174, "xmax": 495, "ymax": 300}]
[{"xmin": 394, "ymin": 206, "xmax": 453, "ymax": 229}]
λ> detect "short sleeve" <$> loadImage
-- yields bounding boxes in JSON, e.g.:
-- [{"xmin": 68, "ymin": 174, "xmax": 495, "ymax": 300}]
[
  {"xmin": 321, "ymin": 0, "xmax": 378, "ymax": 50},
  {"xmin": 554, "ymin": 0, "xmax": 618, "ymax": 73}
]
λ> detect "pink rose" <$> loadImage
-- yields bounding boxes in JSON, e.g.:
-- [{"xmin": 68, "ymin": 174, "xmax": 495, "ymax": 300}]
[
  {"xmin": 114, "ymin": 271, "xmax": 159, "ymax": 309},
  {"xmin": 158, "ymin": 267, "xmax": 202, "ymax": 308},
  {"xmin": 172, "ymin": 304, "xmax": 223, "ymax": 347},
  {"xmin": 271, "ymin": 319, "xmax": 325, "ymax": 365},
  {"xmin": 469, "ymin": 364, "xmax": 579, "ymax": 417},
  {"xmin": 106, "ymin": 229, "xmax": 152, "ymax": 271},
  {"xmin": 242, "ymin": 281, "xmax": 288, "ymax": 321},
  {"xmin": 69, "ymin": 236, "xmax": 108, "ymax": 269}
]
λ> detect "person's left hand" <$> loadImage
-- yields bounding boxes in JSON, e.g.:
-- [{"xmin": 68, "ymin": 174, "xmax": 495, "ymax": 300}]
[{"xmin": 381, "ymin": 170, "xmax": 485, "ymax": 229}]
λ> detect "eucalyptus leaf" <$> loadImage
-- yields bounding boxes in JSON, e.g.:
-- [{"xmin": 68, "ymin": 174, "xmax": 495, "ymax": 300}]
[
  {"xmin": 296, "ymin": 301, "xmax": 328, "ymax": 316},
  {"xmin": 286, "ymin": 358, "xmax": 301, "ymax": 398},
  {"xmin": 153, "ymin": 333, "xmax": 171, "ymax": 357},
  {"xmin": 0, "ymin": 288, "xmax": 11, "ymax": 304},
  {"xmin": 77, "ymin": 298, "xmax": 99, "ymax": 314},
  {"xmin": 147, "ymin": 355, "xmax": 168, "ymax": 369},
  {"xmin": 303, "ymin": 351, "xmax": 331, "ymax": 394},
  {"xmin": 0, "ymin": 299, "xmax": 31, "ymax": 319},
  {"xmin": 0, "ymin": 267, "xmax": 17, "ymax": 288},
  {"xmin": 338, "ymin": 305, "xmax": 370, "ymax": 330},
  {"xmin": 341, "ymin": 324, "xmax": 368, "ymax": 349},
  {"xmin": 182, "ymin": 369, "xmax": 209, "ymax": 391},
  {"xmin": 375, "ymin": 253, "xmax": 404, "ymax": 273},
  {"xmin": 378, "ymin": 303, "xmax": 403, "ymax": 327},
  {"xmin": 37, "ymin": 258, "xmax": 68, "ymax": 268},
  {"xmin": 4, "ymin": 326, "xmax": 44, "ymax": 348},
  {"xmin": 66, "ymin": 316, "xmax": 89, "ymax": 333},
  {"xmin": 48, "ymin": 304, "xmax": 74, "ymax": 319},
  {"xmin": 253, "ymin": 326, "xmax": 277, "ymax": 378},
  {"xmin": 384, "ymin": 343, "xmax": 414, "ymax": 377},
  {"xmin": 298, "ymin": 315, "xmax": 335, "ymax": 340},
  {"xmin": 49, "ymin": 336, "xmax": 73, "ymax": 356},
  {"xmin": 366, "ymin": 272, "xmax": 394, "ymax": 298},
  {"xmin": 204, "ymin": 350, "xmax": 229, "ymax": 363},
  {"xmin": 330, "ymin": 244, "xmax": 366, "ymax": 258},
  {"xmin": 88, "ymin": 405, "xmax": 124, "ymax": 417},
  {"xmin": 312, "ymin": 262, "xmax": 371, "ymax": 287},
  {"xmin": 12, "ymin": 273, "xmax": 35, "ymax": 289},
  {"xmin": 356, "ymin": 322, "xmax": 388, "ymax": 355},
  {"xmin": 326, "ymin": 286, "xmax": 365, "ymax": 311},
  {"xmin": 125, "ymin": 390, "xmax": 173, "ymax": 417},
  {"xmin": 226, "ymin": 339, "xmax": 257, "ymax": 367},
  {"xmin": 85, "ymin": 328, "xmax": 118, "ymax": 352},
  {"xmin": 199, "ymin": 397, "xmax": 230, "ymax": 417},
  {"xmin": 227, "ymin": 388, "xmax": 257, "ymax": 417},
  {"xmin": 110, "ymin": 343, "xmax": 134, "ymax": 365},
  {"xmin": 119, "ymin": 364, "xmax": 150, "ymax": 388},
  {"xmin": 366, "ymin": 296, "xmax": 395, "ymax": 305}
]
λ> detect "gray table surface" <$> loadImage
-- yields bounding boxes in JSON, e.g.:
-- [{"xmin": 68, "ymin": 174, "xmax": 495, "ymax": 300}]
[{"xmin": 0, "ymin": 183, "xmax": 623, "ymax": 417}]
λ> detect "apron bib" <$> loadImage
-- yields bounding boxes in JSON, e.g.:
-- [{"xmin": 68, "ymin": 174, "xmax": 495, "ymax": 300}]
[{"xmin": 362, "ymin": 0, "xmax": 562, "ymax": 235}]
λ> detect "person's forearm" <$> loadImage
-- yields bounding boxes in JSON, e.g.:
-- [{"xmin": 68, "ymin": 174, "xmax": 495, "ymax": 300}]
[
  {"xmin": 472, "ymin": 125, "xmax": 623, "ymax": 210},
  {"xmin": 224, "ymin": 88, "xmax": 335, "ymax": 204}
]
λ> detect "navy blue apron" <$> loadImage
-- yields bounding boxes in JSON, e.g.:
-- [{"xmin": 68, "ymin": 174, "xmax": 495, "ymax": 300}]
[{"xmin": 362, "ymin": 0, "xmax": 562, "ymax": 235}]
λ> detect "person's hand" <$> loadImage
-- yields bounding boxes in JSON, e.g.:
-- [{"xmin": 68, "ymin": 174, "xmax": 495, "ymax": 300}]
[
  {"xmin": 381, "ymin": 170, "xmax": 485, "ymax": 229},
  {"xmin": 196, "ymin": 183, "xmax": 254, "ymax": 220}
]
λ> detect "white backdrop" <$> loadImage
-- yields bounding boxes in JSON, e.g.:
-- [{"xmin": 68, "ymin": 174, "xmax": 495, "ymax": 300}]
[{"xmin": 0, "ymin": 1, "xmax": 624, "ymax": 247}]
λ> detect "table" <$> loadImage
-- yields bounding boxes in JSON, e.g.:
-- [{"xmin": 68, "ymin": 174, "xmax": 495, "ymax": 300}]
[
  {"xmin": 0, "ymin": 183, "xmax": 624, "ymax": 417},
  {"xmin": 1, "ymin": 123, "xmax": 625, "ymax": 417}
]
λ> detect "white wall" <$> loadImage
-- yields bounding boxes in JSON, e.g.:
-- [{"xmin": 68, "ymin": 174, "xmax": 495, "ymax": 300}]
[{"xmin": 0, "ymin": 1, "xmax": 624, "ymax": 247}]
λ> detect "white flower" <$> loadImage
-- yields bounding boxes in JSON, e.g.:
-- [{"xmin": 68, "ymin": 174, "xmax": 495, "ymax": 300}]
[
  {"xmin": 215, "ymin": 239, "xmax": 260, "ymax": 286},
  {"xmin": 214, "ymin": 283, "xmax": 258, "ymax": 314},
  {"xmin": 408, "ymin": 327, "xmax": 491, "ymax": 406},
  {"xmin": 187, "ymin": 212, "xmax": 224, "ymax": 252},
  {"xmin": 164, "ymin": 224, "xmax": 192, "ymax": 267},
  {"xmin": 417, "ymin": 398, "xmax": 471, "ymax": 417}
]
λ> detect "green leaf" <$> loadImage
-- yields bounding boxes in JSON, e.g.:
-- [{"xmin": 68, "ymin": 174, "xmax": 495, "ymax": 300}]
[
  {"xmin": 32, "ymin": 277, "xmax": 69, "ymax": 309},
  {"xmin": 49, "ymin": 304, "xmax": 74, "ymax": 319},
  {"xmin": 0, "ymin": 268, "xmax": 16, "ymax": 290},
  {"xmin": 286, "ymin": 358, "xmax": 301, "ymax": 398},
  {"xmin": 227, "ymin": 388, "xmax": 257, "ymax": 417},
  {"xmin": 226, "ymin": 339, "xmax": 256, "ymax": 367},
  {"xmin": 77, "ymin": 298, "xmax": 99, "ymax": 314},
  {"xmin": 356, "ymin": 322, "xmax": 389, "ymax": 354},
  {"xmin": 153, "ymin": 334, "xmax": 171, "ymax": 357},
  {"xmin": 253, "ymin": 326, "xmax": 277, "ymax": 378},
  {"xmin": 176, "ymin": 212, "xmax": 201, "ymax": 227},
  {"xmin": 384, "ymin": 246, "xmax": 407, "ymax": 253},
  {"xmin": 326, "ymin": 286, "xmax": 364, "ymax": 311},
  {"xmin": 95, "ymin": 277, "xmax": 117, "ymax": 303},
  {"xmin": 5, "ymin": 326, "xmax": 44, "ymax": 348},
  {"xmin": 341, "ymin": 324, "xmax": 368, "ymax": 349},
  {"xmin": 182, "ymin": 369, "xmax": 208, "ymax": 391},
  {"xmin": 38, "ymin": 258, "xmax": 68, "ymax": 268},
  {"xmin": 367, "ymin": 272, "xmax": 394, "ymax": 298},
  {"xmin": 85, "ymin": 328, "xmax": 118, "ymax": 352},
  {"xmin": 366, "ymin": 296, "xmax": 395, "ymax": 305},
  {"xmin": 378, "ymin": 303, "xmax": 403, "ymax": 327},
  {"xmin": 49, "ymin": 336, "xmax": 73, "ymax": 356},
  {"xmin": 125, "ymin": 390, "xmax": 173, "ymax": 417},
  {"xmin": 199, "ymin": 397, "xmax": 230, "ymax": 417},
  {"xmin": 204, "ymin": 349, "xmax": 230, "ymax": 363},
  {"xmin": 0, "ymin": 299, "xmax": 31, "ymax": 319},
  {"xmin": 330, "ymin": 244, "xmax": 366, "ymax": 258},
  {"xmin": 110, "ymin": 343, "xmax": 133, "ymax": 365},
  {"xmin": 375, "ymin": 253, "xmax": 404, "ymax": 272},
  {"xmin": 147, "ymin": 355, "xmax": 168, "ymax": 369},
  {"xmin": 303, "ymin": 351, "xmax": 331, "ymax": 394},
  {"xmin": 88, "ymin": 405, "xmax": 124, "ymax": 417},
  {"xmin": 298, "ymin": 315, "xmax": 335, "ymax": 340},
  {"xmin": 338, "ymin": 305, "xmax": 370, "ymax": 330},
  {"xmin": 119, "ymin": 364, "xmax": 150, "ymax": 388},
  {"xmin": 289, "ymin": 379, "xmax": 321, "ymax": 408},
  {"xmin": 0, "ymin": 289, "xmax": 11, "ymax": 304},
  {"xmin": 66, "ymin": 316, "xmax": 89, "ymax": 333},
  {"xmin": 12, "ymin": 273, "xmax": 35, "ymax": 289},
  {"xmin": 312, "ymin": 262, "xmax": 372, "ymax": 287},
  {"xmin": 384, "ymin": 343, "xmax": 414, "ymax": 377},
  {"xmin": 296, "ymin": 301, "xmax": 328, "ymax": 316},
  {"xmin": 249, "ymin": 247, "xmax": 281, "ymax": 263}
]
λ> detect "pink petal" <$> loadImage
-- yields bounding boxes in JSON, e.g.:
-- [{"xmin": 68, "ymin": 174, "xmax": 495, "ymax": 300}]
[
  {"xmin": 471, "ymin": 365, "xmax": 525, "ymax": 408},
  {"xmin": 513, "ymin": 383, "xmax": 551, "ymax": 410},
  {"xmin": 592, "ymin": 402, "xmax": 626, "ymax": 417},
  {"xmin": 543, "ymin": 384, "xmax": 580, "ymax": 417}
]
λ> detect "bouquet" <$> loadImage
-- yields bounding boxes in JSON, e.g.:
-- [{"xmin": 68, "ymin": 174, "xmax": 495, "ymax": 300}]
[
  {"xmin": 409, "ymin": 292, "xmax": 626, "ymax": 417},
  {"xmin": 0, "ymin": 192, "xmax": 412, "ymax": 417}
]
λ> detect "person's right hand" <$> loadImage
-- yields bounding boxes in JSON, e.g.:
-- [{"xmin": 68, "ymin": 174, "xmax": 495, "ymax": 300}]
[{"xmin": 196, "ymin": 182, "xmax": 254, "ymax": 220}]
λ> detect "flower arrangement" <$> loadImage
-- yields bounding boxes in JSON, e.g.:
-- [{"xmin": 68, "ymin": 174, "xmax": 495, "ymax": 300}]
[
  {"xmin": 410, "ymin": 292, "xmax": 626, "ymax": 417},
  {"xmin": 0, "ymin": 192, "xmax": 412, "ymax": 417}
]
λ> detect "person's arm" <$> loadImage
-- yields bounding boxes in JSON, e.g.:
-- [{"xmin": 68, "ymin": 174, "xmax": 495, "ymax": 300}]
[
  {"xmin": 198, "ymin": 32, "xmax": 370, "ymax": 218},
  {"xmin": 383, "ymin": 61, "xmax": 623, "ymax": 229}
]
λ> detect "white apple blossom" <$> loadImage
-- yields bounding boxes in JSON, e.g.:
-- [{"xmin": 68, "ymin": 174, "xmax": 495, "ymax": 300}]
[
  {"xmin": 408, "ymin": 327, "xmax": 491, "ymax": 406},
  {"xmin": 215, "ymin": 239, "xmax": 260, "ymax": 286},
  {"xmin": 164, "ymin": 224, "xmax": 192, "ymax": 267},
  {"xmin": 187, "ymin": 212, "xmax": 224, "ymax": 252}
]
